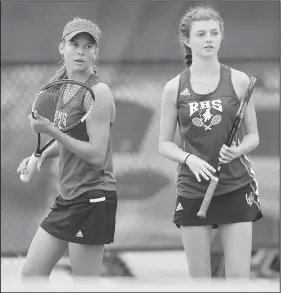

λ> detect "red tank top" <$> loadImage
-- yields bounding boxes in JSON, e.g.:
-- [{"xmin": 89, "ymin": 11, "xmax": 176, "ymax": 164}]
[{"xmin": 176, "ymin": 63, "xmax": 258, "ymax": 199}]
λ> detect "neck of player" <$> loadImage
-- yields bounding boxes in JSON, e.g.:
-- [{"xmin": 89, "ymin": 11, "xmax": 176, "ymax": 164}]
[
  {"xmin": 190, "ymin": 55, "xmax": 220, "ymax": 77},
  {"xmin": 67, "ymin": 68, "xmax": 94, "ymax": 83}
]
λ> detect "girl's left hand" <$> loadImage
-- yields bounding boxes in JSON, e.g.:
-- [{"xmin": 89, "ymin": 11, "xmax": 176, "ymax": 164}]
[
  {"xmin": 219, "ymin": 141, "xmax": 240, "ymax": 164},
  {"xmin": 28, "ymin": 110, "xmax": 54, "ymax": 135}
]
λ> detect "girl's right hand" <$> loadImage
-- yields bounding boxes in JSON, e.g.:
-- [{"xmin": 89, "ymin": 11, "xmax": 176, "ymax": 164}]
[
  {"xmin": 185, "ymin": 154, "xmax": 216, "ymax": 182},
  {"xmin": 16, "ymin": 155, "xmax": 44, "ymax": 174}
]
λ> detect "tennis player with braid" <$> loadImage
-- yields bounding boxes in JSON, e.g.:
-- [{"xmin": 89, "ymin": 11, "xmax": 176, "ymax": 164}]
[
  {"xmin": 16, "ymin": 17, "xmax": 117, "ymax": 278},
  {"xmin": 159, "ymin": 6, "xmax": 263, "ymax": 278}
]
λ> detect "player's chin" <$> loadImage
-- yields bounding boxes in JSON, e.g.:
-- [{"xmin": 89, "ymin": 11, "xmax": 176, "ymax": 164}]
[
  {"xmin": 72, "ymin": 63, "xmax": 87, "ymax": 71},
  {"xmin": 201, "ymin": 50, "xmax": 217, "ymax": 57},
  {"xmin": 73, "ymin": 66, "xmax": 86, "ymax": 72}
]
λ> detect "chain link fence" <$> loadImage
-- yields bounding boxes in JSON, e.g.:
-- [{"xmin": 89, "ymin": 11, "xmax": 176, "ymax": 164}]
[{"xmin": 1, "ymin": 61, "xmax": 279, "ymax": 277}]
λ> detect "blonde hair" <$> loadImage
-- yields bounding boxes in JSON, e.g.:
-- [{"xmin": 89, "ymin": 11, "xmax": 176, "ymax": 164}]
[
  {"xmin": 179, "ymin": 6, "xmax": 224, "ymax": 67},
  {"xmin": 50, "ymin": 17, "xmax": 102, "ymax": 82}
]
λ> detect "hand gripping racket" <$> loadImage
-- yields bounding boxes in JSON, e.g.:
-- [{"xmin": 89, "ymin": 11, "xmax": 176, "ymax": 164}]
[
  {"xmin": 20, "ymin": 79, "xmax": 95, "ymax": 182},
  {"xmin": 197, "ymin": 76, "xmax": 257, "ymax": 218}
]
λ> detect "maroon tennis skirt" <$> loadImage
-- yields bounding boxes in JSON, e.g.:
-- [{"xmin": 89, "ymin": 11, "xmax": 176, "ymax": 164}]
[
  {"xmin": 41, "ymin": 189, "xmax": 117, "ymax": 244},
  {"xmin": 173, "ymin": 183, "xmax": 263, "ymax": 229}
]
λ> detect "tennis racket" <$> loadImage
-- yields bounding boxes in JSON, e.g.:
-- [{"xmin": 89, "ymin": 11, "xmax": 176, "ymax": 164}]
[
  {"xmin": 20, "ymin": 79, "xmax": 95, "ymax": 182},
  {"xmin": 197, "ymin": 76, "xmax": 257, "ymax": 218}
]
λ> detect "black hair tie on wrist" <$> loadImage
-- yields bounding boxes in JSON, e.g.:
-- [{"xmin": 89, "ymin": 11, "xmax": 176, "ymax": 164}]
[{"xmin": 184, "ymin": 153, "xmax": 192, "ymax": 164}]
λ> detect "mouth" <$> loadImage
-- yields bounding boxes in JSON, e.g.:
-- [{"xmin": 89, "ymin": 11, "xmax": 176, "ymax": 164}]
[
  {"xmin": 204, "ymin": 46, "xmax": 214, "ymax": 49},
  {"xmin": 74, "ymin": 59, "xmax": 85, "ymax": 63}
]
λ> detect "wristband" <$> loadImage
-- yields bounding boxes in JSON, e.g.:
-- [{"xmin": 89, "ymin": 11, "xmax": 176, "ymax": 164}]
[{"xmin": 184, "ymin": 153, "xmax": 192, "ymax": 164}]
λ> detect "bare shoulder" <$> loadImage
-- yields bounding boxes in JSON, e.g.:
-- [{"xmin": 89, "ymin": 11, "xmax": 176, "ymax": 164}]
[
  {"xmin": 92, "ymin": 82, "xmax": 114, "ymax": 104},
  {"xmin": 88, "ymin": 82, "xmax": 115, "ymax": 122},
  {"xmin": 230, "ymin": 67, "xmax": 250, "ymax": 99},
  {"xmin": 163, "ymin": 74, "xmax": 180, "ymax": 103},
  {"xmin": 164, "ymin": 74, "xmax": 180, "ymax": 91},
  {"xmin": 231, "ymin": 67, "xmax": 250, "ymax": 85}
]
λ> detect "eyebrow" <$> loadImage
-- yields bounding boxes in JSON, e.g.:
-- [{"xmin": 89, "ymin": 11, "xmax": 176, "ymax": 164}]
[{"xmin": 195, "ymin": 28, "xmax": 219, "ymax": 33}]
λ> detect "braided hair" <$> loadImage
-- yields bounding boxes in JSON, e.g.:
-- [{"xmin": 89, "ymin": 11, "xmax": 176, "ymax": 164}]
[{"xmin": 179, "ymin": 5, "xmax": 224, "ymax": 67}]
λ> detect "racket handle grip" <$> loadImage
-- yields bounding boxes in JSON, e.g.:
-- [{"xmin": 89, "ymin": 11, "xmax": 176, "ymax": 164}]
[
  {"xmin": 20, "ymin": 153, "xmax": 40, "ymax": 182},
  {"xmin": 197, "ymin": 176, "xmax": 219, "ymax": 219}
]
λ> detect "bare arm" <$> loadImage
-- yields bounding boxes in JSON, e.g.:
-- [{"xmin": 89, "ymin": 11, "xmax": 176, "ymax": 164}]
[
  {"xmin": 29, "ymin": 82, "xmax": 113, "ymax": 166},
  {"xmin": 237, "ymin": 74, "xmax": 259, "ymax": 154},
  {"xmin": 41, "ymin": 140, "xmax": 59, "ymax": 161},
  {"xmin": 158, "ymin": 76, "xmax": 188, "ymax": 164},
  {"xmin": 219, "ymin": 70, "xmax": 259, "ymax": 163},
  {"xmin": 48, "ymin": 82, "xmax": 113, "ymax": 166},
  {"xmin": 17, "ymin": 140, "xmax": 59, "ymax": 174},
  {"xmin": 159, "ymin": 76, "xmax": 216, "ymax": 182}
]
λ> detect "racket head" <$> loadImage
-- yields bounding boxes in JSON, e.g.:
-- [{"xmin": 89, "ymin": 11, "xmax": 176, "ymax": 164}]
[
  {"xmin": 32, "ymin": 79, "xmax": 95, "ymax": 132},
  {"xmin": 21, "ymin": 80, "xmax": 95, "ymax": 183}
]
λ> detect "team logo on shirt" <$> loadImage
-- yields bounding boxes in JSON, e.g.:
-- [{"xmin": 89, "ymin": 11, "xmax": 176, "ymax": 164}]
[
  {"xmin": 54, "ymin": 110, "xmax": 67, "ymax": 129},
  {"xmin": 245, "ymin": 192, "xmax": 261, "ymax": 210},
  {"xmin": 191, "ymin": 107, "xmax": 222, "ymax": 131},
  {"xmin": 189, "ymin": 99, "xmax": 222, "ymax": 131},
  {"xmin": 180, "ymin": 88, "xmax": 190, "ymax": 96}
]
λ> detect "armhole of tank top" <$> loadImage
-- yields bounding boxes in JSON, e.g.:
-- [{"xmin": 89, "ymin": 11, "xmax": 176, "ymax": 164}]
[
  {"xmin": 175, "ymin": 73, "xmax": 182, "ymax": 136},
  {"xmin": 228, "ymin": 67, "xmax": 240, "ymax": 102},
  {"xmin": 176, "ymin": 72, "xmax": 183, "ymax": 109},
  {"xmin": 98, "ymin": 79, "xmax": 107, "ymax": 86}
]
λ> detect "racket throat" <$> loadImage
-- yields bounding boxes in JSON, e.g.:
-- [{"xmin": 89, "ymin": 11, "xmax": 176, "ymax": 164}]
[
  {"xmin": 33, "ymin": 152, "xmax": 42, "ymax": 158},
  {"xmin": 35, "ymin": 133, "xmax": 41, "ymax": 155},
  {"xmin": 215, "ymin": 168, "xmax": 221, "ymax": 177}
]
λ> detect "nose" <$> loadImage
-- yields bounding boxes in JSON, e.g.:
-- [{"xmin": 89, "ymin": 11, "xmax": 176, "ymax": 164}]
[
  {"xmin": 77, "ymin": 47, "xmax": 84, "ymax": 55},
  {"xmin": 205, "ymin": 37, "xmax": 214, "ymax": 46},
  {"xmin": 206, "ymin": 33, "xmax": 213, "ymax": 41}
]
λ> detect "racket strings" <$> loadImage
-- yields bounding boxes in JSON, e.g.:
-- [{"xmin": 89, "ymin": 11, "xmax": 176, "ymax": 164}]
[
  {"xmin": 57, "ymin": 85, "xmax": 93, "ymax": 131},
  {"xmin": 32, "ymin": 90, "xmax": 60, "ymax": 122},
  {"xmin": 32, "ymin": 81, "xmax": 94, "ymax": 132}
]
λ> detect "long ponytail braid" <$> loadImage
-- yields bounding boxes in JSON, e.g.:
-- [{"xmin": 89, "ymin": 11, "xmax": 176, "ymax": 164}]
[
  {"xmin": 184, "ymin": 46, "xmax": 192, "ymax": 67},
  {"xmin": 49, "ymin": 59, "xmax": 68, "ymax": 83}
]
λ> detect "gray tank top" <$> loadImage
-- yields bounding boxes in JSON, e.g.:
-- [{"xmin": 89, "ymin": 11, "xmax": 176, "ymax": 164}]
[
  {"xmin": 58, "ymin": 73, "xmax": 116, "ymax": 200},
  {"xmin": 176, "ymin": 64, "xmax": 258, "ymax": 199}
]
